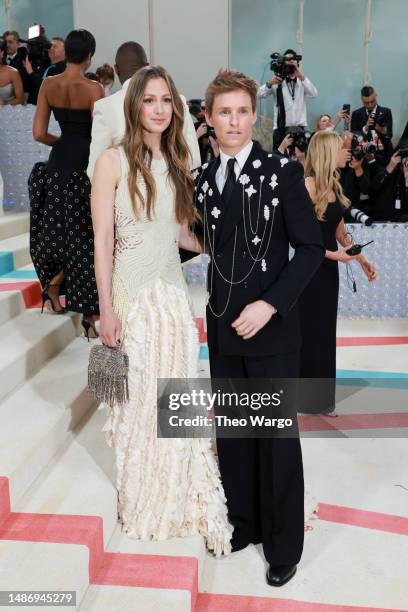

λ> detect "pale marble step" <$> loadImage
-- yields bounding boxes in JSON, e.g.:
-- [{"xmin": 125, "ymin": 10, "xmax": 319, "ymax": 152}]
[
  {"xmin": 0, "ymin": 232, "xmax": 30, "ymax": 268},
  {"xmin": 0, "ymin": 337, "xmax": 96, "ymax": 503},
  {"xmin": 0, "ymin": 540, "xmax": 88, "ymax": 611},
  {"xmin": 0, "ymin": 213, "xmax": 29, "ymax": 240},
  {"xmin": 14, "ymin": 408, "xmax": 117, "ymax": 548},
  {"xmin": 79, "ymin": 584, "xmax": 191, "ymax": 612},
  {"xmin": 0, "ymin": 309, "xmax": 79, "ymax": 403},
  {"xmin": 0, "ymin": 290, "xmax": 24, "ymax": 326}
]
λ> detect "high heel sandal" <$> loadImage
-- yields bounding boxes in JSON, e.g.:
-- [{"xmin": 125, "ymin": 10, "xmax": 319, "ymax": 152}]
[
  {"xmin": 41, "ymin": 283, "xmax": 66, "ymax": 314},
  {"xmin": 82, "ymin": 317, "xmax": 99, "ymax": 341}
]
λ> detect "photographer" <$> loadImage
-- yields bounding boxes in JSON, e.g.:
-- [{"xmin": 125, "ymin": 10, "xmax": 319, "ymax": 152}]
[
  {"xmin": 370, "ymin": 144, "xmax": 408, "ymax": 221},
  {"xmin": 22, "ymin": 31, "xmax": 65, "ymax": 104},
  {"xmin": 258, "ymin": 48, "xmax": 317, "ymax": 149},
  {"xmin": 276, "ymin": 130, "xmax": 309, "ymax": 166},
  {"xmin": 351, "ymin": 86, "xmax": 393, "ymax": 164},
  {"xmin": 340, "ymin": 132, "xmax": 372, "ymax": 215}
]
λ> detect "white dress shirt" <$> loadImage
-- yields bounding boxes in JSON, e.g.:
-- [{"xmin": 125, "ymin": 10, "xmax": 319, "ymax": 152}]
[
  {"xmin": 216, "ymin": 141, "xmax": 253, "ymax": 194},
  {"xmin": 258, "ymin": 76, "xmax": 318, "ymax": 129},
  {"xmin": 6, "ymin": 53, "xmax": 17, "ymax": 65}
]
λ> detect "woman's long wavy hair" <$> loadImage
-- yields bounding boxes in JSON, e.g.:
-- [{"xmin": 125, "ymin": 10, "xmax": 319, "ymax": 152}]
[
  {"xmin": 122, "ymin": 65, "xmax": 196, "ymax": 224},
  {"xmin": 304, "ymin": 131, "xmax": 350, "ymax": 220}
]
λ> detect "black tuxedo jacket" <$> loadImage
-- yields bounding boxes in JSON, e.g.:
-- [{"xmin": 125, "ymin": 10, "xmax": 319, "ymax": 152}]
[
  {"xmin": 193, "ymin": 142, "xmax": 324, "ymax": 357},
  {"xmin": 351, "ymin": 105, "xmax": 393, "ymax": 140}
]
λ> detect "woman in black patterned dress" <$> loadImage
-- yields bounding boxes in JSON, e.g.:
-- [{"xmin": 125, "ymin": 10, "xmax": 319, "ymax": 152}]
[{"xmin": 29, "ymin": 29, "xmax": 103, "ymax": 337}]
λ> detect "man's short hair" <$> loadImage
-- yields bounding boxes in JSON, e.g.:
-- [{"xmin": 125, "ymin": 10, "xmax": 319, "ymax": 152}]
[
  {"xmin": 361, "ymin": 85, "xmax": 375, "ymax": 97},
  {"xmin": 52, "ymin": 37, "xmax": 65, "ymax": 44},
  {"xmin": 3, "ymin": 30, "xmax": 19, "ymax": 41},
  {"xmin": 284, "ymin": 48, "xmax": 297, "ymax": 56},
  {"xmin": 205, "ymin": 69, "xmax": 258, "ymax": 116},
  {"xmin": 115, "ymin": 41, "xmax": 148, "ymax": 67}
]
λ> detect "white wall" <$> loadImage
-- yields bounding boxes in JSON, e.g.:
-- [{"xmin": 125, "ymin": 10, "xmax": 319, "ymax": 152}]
[
  {"xmin": 73, "ymin": 0, "xmax": 150, "ymax": 90},
  {"xmin": 73, "ymin": 0, "xmax": 229, "ymax": 98}
]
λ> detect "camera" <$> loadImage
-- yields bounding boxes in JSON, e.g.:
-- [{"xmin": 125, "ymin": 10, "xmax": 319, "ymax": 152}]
[
  {"xmin": 21, "ymin": 24, "xmax": 51, "ymax": 72},
  {"xmin": 349, "ymin": 207, "xmax": 373, "ymax": 226},
  {"xmin": 270, "ymin": 52, "xmax": 302, "ymax": 78},
  {"xmin": 351, "ymin": 133, "xmax": 376, "ymax": 160},
  {"xmin": 369, "ymin": 109, "xmax": 385, "ymax": 128},
  {"xmin": 286, "ymin": 128, "xmax": 310, "ymax": 155}
]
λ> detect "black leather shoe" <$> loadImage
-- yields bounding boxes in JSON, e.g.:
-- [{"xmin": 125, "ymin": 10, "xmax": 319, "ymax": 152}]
[{"xmin": 266, "ymin": 564, "xmax": 297, "ymax": 587}]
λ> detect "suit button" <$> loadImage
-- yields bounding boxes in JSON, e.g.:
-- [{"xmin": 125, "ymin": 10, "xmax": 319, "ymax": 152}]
[
  {"xmin": 244, "ymin": 281, "xmax": 248, "ymax": 289},
  {"xmin": 242, "ymin": 250, "xmax": 246, "ymax": 258},
  {"xmin": 216, "ymin": 252, "xmax": 223, "ymax": 258}
]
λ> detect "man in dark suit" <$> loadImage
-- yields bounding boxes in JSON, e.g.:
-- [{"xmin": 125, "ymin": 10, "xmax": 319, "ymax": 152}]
[
  {"xmin": 193, "ymin": 69, "xmax": 324, "ymax": 586},
  {"xmin": 2, "ymin": 30, "xmax": 29, "ymax": 91},
  {"xmin": 351, "ymin": 86, "xmax": 393, "ymax": 164}
]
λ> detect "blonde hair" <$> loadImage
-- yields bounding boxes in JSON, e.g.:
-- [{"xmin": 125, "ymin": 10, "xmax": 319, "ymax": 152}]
[
  {"xmin": 122, "ymin": 65, "xmax": 196, "ymax": 224},
  {"xmin": 304, "ymin": 131, "xmax": 350, "ymax": 220}
]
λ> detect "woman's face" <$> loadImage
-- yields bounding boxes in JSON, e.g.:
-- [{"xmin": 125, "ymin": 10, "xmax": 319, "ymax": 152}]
[
  {"xmin": 318, "ymin": 115, "xmax": 333, "ymax": 131},
  {"xmin": 140, "ymin": 77, "xmax": 173, "ymax": 134},
  {"xmin": 337, "ymin": 143, "xmax": 350, "ymax": 168}
]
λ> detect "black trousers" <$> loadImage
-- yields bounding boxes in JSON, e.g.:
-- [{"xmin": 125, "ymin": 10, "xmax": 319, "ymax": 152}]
[{"xmin": 209, "ymin": 351, "xmax": 304, "ymax": 565}]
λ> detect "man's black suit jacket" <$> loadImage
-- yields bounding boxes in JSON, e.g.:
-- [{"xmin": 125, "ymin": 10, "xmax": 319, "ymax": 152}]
[
  {"xmin": 351, "ymin": 105, "xmax": 393, "ymax": 140},
  {"xmin": 193, "ymin": 142, "xmax": 324, "ymax": 357}
]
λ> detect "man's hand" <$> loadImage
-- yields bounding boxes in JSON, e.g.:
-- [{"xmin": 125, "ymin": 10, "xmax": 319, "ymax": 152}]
[
  {"xmin": 23, "ymin": 56, "xmax": 33, "ymax": 74},
  {"xmin": 375, "ymin": 123, "xmax": 387, "ymax": 135},
  {"xmin": 365, "ymin": 115, "xmax": 375, "ymax": 131},
  {"xmin": 386, "ymin": 151, "xmax": 401, "ymax": 174},
  {"xmin": 231, "ymin": 300, "xmax": 277, "ymax": 340},
  {"xmin": 278, "ymin": 133, "xmax": 293, "ymax": 154},
  {"xmin": 266, "ymin": 76, "xmax": 282, "ymax": 88},
  {"xmin": 196, "ymin": 122, "xmax": 207, "ymax": 139},
  {"xmin": 287, "ymin": 60, "xmax": 304, "ymax": 80}
]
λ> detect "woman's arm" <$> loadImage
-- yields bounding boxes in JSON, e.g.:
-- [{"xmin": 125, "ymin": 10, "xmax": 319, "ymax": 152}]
[
  {"xmin": 0, "ymin": 68, "xmax": 24, "ymax": 105},
  {"xmin": 32, "ymin": 81, "xmax": 58, "ymax": 146},
  {"xmin": 179, "ymin": 221, "xmax": 206, "ymax": 253},
  {"xmin": 91, "ymin": 148, "xmax": 121, "ymax": 346}
]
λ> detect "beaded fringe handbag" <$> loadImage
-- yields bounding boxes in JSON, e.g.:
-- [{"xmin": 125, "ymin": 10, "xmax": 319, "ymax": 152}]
[{"xmin": 88, "ymin": 344, "xmax": 129, "ymax": 406}]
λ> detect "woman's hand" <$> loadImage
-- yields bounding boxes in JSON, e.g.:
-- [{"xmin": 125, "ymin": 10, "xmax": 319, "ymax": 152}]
[
  {"xmin": 100, "ymin": 308, "xmax": 121, "ymax": 347},
  {"xmin": 358, "ymin": 257, "xmax": 377, "ymax": 282},
  {"xmin": 278, "ymin": 133, "xmax": 293, "ymax": 154},
  {"xmin": 333, "ymin": 247, "xmax": 359, "ymax": 263}
]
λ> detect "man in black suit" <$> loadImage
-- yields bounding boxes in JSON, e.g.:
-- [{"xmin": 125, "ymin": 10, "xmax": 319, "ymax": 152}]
[
  {"xmin": 351, "ymin": 86, "xmax": 393, "ymax": 163},
  {"xmin": 193, "ymin": 69, "xmax": 324, "ymax": 586},
  {"xmin": 2, "ymin": 30, "xmax": 29, "ymax": 91}
]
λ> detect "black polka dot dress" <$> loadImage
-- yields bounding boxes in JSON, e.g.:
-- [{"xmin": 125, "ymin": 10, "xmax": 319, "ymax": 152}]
[{"xmin": 29, "ymin": 107, "xmax": 99, "ymax": 315}]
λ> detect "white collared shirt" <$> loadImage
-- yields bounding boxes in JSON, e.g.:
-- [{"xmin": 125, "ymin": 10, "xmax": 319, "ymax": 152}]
[
  {"xmin": 6, "ymin": 52, "xmax": 17, "ymax": 64},
  {"xmin": 216, "ymin": 140, "xmax": 253, "ymax": 194},
  {"xmin": 258, "ymin": 76, "xmax": 317, "ymax": 129}
]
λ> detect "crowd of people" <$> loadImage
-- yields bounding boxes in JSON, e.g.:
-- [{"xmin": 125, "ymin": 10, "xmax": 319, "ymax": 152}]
[{"xmin": 0, "ymin": 26, "xmax": 404, "ymax": 587}]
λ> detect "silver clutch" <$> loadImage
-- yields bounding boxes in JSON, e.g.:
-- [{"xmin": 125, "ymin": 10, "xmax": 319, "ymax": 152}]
[{"xmin": 88, "ymin": 344, "xmax": 129, "ymax": 406}]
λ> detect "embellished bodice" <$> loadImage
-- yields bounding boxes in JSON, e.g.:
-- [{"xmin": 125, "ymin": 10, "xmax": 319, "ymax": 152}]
[{"xmin": 112, "ymin": 147, "xmax": 186, "ymax": 329}]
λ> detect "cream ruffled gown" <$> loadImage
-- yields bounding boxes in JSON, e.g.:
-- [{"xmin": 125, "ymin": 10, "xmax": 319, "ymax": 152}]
[{"xmin": 101, "ymin": 148, "xmax": 232, "ymax": 556}]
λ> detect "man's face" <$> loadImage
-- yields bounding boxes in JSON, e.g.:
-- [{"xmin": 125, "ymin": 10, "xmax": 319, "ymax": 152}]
[
  {"xmin": 49, "ymin": 39, "xmax": 65, "ymax": 64},
  {"xmin": 5, "ymin": 35, "xmax": 18, "ymax": 56},
  {"xmin": 206, "ymin": 89, "xmax": 256, "ymax": 154},
  {"xmin": 362, "ymin": 93, "xmax": 377, "ymax": 112}
]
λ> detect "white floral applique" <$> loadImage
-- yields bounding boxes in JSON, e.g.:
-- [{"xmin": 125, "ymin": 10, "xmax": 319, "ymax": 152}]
[
  {"xmin": 211, "ymin": 206, "xmax": 221, "ymax": 219},
  {"xmin": 252, "ymin": 159, "xmax": 262, "ymax": 169},
  {"xmin": 239, "ymin": 174, "xmax": 250, "ymax": 186},
  {"xmin": 272, "ymin": 198, "xmax": 279, "ymax": 207},
  {"xmin": 192, "ymin": 169, "xmax": 199, "ymax": 180},
  {"xmin": 260, "ymin": 175, "xmax": 265, "ymax": 183},
  {"xmin": 268, "ymin": 153, "xmax": 273, "ymax": 158},
  {"xmin": 202, "ymin": 181, "xmax": 209, "ymax": 194},
  {"xmin": 269, "ymin": 174, "xmax": 278, "ymax": 190},
  {"xmin": 208, "ymin": 188, "xmax": 213, "ymax": 197},
  {"xmin": 202, "ymin": 162, "xmax": 209, "ymax": 170},
  {"xmin": 198, "ymin": 193, "xmax": 204, "ymax": 203},
  {"xmin": 261, "ymin": 259, "xmax": 267, "ymax": 272},
  {"xmin": 245, "ymin": 185, "xmax": 257, "ymax": 198},
  {"xmin": 264, "ymin": 205, "xmax": 270, "ymax": 220},
  {"xmin": 280, "ymin": 157, "xmax": 289, "ymax": 167},
  {"xmin": 252, "ymin": 235, "xmax": 261, "ymax": 245}
]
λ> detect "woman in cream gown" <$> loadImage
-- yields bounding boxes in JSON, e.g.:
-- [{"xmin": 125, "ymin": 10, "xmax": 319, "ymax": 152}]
[{"xmin": 91, "ymin": 65, "xmax": 232, "ymax": 555}]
